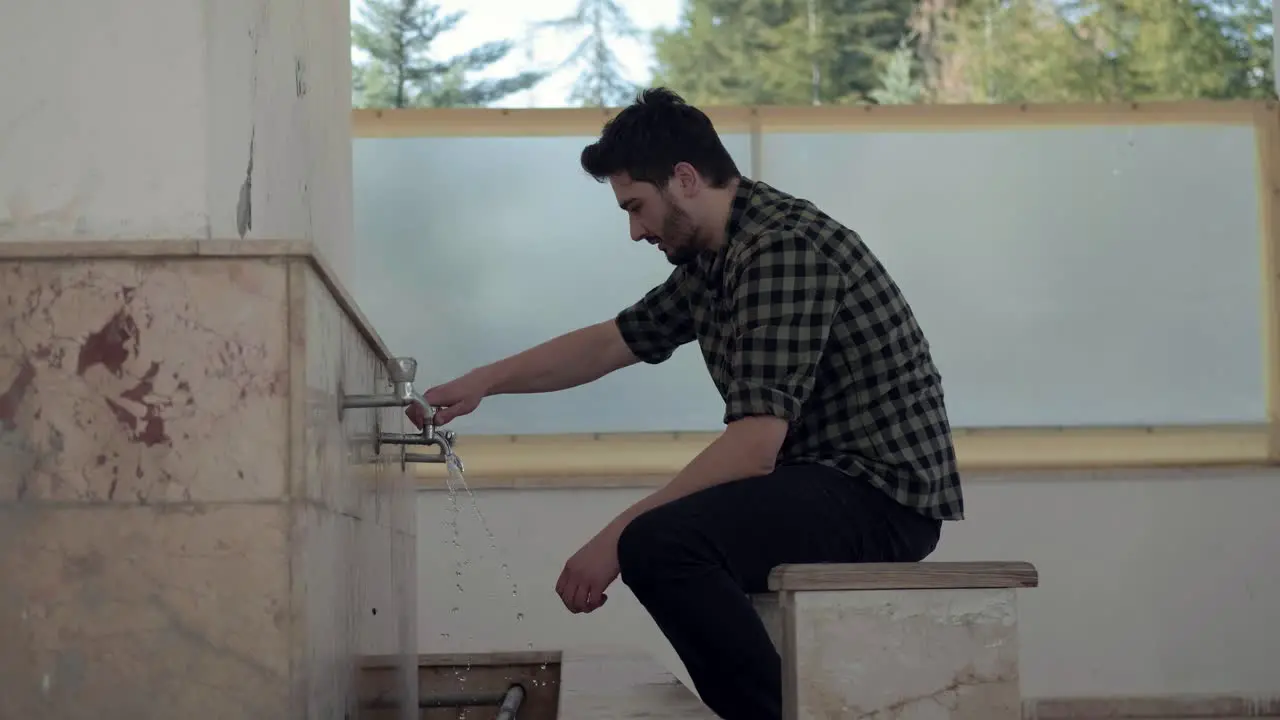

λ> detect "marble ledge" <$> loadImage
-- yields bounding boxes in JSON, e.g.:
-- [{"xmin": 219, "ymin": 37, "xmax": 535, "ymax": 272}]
[{"xmin": 0, "ymin": 238, "xmax": 393, "ymax": 364}]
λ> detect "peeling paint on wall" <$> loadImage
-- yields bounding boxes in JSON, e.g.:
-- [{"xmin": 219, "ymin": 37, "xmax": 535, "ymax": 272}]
[
  {"xmin": 236, "ymin": 127, "xmax": 254, "ymax": 239},
  {"xmin": 295, "ymin": 57, "xmax": 307, "ymax": 98}
]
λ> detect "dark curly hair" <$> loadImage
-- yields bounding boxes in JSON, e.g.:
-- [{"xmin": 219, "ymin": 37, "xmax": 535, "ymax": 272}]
[{"xmin": 580, "ymin": 88, "xmax": 740, "ymax": 189}]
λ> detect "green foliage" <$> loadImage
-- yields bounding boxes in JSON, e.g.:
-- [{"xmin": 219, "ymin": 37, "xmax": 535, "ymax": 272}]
[
  {"xmin": 349, "ymin": 0, "xmax": 1274, "ymax": 107},
  {"xmin": 932, "ymin": 0, "xmax": 1275, "ymax": 102},
  {"xmin": 351, "ymin": 0, "xmax": 547, "ymax": 108},
  {"xmin": 651, "ymin": 0, "xmax": 921, "ymax": 105}
]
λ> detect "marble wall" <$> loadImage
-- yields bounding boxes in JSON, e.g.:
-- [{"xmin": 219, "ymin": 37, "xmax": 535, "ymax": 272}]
[
  {"xmin": 0, "ymin": 244, "xmax": 418, "ymax": 719},
  {"xmin": 298, "ymin": 260, "xmax": 419, "ymax": 718}
]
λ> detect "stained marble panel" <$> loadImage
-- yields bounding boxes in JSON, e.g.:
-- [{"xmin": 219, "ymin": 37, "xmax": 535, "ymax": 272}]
[
  {"xmin": 0, "ymin": 258, "xmax": 290, "ymax": 504},
  {"xmin": 0, "ymin": 250, "xmax": 419, "ymax": 719}
]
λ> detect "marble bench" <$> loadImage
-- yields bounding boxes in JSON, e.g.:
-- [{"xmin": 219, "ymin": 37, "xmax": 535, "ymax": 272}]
[{"xmin": 752, "ymin": 561, "xmax": 1039, "ymax": 720}]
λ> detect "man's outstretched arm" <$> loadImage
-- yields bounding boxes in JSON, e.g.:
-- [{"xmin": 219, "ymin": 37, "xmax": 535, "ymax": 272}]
[
  {"xmin": 426, "ymin": 265, "xmax": 696, "ymax": 426},
  {"xmin": 478, "ymin": 318, "xmax": 640, "ymax": 395},
  {"xmin": 423, "ymin": 319, "xmax": 638, "ymax": 425}
]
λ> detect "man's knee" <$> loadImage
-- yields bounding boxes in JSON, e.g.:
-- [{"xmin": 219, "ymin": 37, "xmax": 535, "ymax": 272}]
[{"xmin": 616, "ymin": 504, "xmax": 696, "ymax": 588}]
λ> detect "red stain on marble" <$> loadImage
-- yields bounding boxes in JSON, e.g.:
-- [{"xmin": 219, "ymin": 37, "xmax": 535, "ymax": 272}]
[
  {"xmin": 72, "ymin": 303, "xmax": 175, "ymax": 448},
  {"xmin": 103, "ymin": 397, "xmax": 171, "ymax": 449},
  {"xmin": 126, "ymin": 363, "xmax": 170, "ymax": 447},
  {"xmin": 104, "ymin": 397, "xmax": 136, "ymax": 430},
  {"xmin": 136, "ymin": 414, "xmax": 169, "ymax": 447},
  {"xmin": 100, "ymin": 363, "xmax": 172, "ymax": 447},
  {"xmin": 0, "ymin": 360, "xmax": 36, "ymax": 431},
  {"xmin": 119, "ymin": 362, "xmax": 160, "ymax": 404},
  {"xmin": 76, "ymin": 309, "xmax": 140, "ymax": 377}
]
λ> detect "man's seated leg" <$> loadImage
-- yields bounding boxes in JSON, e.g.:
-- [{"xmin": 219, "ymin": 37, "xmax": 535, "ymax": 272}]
[{"xmin": 615, "ymin": 463, "xmax": 942, "ymax": 720}]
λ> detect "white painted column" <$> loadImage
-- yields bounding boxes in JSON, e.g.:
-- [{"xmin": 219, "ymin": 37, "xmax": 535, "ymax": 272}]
[{"xmin": 0, "ymin": 0, "xmax": 353, "ymax": 278}]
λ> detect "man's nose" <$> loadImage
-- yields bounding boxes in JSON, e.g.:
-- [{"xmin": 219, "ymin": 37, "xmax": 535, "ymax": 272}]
[{"xmin": 629, "ymin": 216, "xmax": 647, "ymax": 241}]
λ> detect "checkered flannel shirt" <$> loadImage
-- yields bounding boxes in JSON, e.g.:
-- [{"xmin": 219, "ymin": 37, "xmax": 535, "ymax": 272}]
[{"xmin": 615, "ymin": 178, "xmax": 964, "ymax": 520}]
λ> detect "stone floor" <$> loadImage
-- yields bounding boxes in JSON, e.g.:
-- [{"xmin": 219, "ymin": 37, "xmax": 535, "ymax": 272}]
[
  {"xmin": 557, "ymin": 650, "xmax": 716, "ymax": 720},
  {"xmin": 554, "ymin": 652, "xmax": 1268, "ymax": 720}
]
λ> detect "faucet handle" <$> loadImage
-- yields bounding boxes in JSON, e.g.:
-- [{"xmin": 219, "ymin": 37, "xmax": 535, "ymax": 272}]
[{"xmin": 387, "ymin": 357, "xmax": 418, "ymax": 384}]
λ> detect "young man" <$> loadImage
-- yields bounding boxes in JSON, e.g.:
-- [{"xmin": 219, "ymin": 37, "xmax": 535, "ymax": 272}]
[{"xmin": 413, "ymin": 88, "xmax": 964, "ymax": 720}]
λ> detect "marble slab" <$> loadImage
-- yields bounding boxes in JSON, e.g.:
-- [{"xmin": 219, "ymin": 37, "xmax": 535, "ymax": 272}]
[
  {"xmin": 0, "ymin": 242, "xmax": 419, "ymax": 718},
  {"xmin": 782, "ymin": 588, "xmax": 1021, "ymax": 720}
]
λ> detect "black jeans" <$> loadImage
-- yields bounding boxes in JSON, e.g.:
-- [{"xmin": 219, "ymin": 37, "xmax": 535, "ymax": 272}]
[{"xmin": 615, "ymin": 463, "xmax": 943, "ymax": 720}]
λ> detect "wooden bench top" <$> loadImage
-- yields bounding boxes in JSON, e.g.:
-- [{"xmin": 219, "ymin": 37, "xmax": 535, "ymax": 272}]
[{"xmin": 766, "ymin": 561, "xmax": 1039, "ymax": 592}]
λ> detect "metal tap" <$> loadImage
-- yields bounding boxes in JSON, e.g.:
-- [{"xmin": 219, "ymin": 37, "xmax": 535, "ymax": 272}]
[
  {"xmin": 340, "ymin": 356, "xmax": 464, "ymax": 469},
  {"xmin": 404, "ymin": 429, "xmax": 463, "ymax": 471},
  {"xmin": 342, "ymin": 357, "xmax": 423, "ymax": 410}
]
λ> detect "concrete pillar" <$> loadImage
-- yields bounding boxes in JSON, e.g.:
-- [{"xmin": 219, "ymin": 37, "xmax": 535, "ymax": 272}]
[
  {"xmin": 0, "ymin": 0, "xmax": 353, "ymax": 280},
  {"xmin": 0, "ymin": 3, "xmax": 421, "ymax": 719}
]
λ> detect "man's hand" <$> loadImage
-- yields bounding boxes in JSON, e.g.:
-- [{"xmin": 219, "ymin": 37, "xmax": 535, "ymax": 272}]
[
  {"xmin": 556, "ymin": 527, "xmax": 622, "ymax": 614},
  {"xmin": 407, "ymin": 370, "xmax": 491, "ymax": 428}
]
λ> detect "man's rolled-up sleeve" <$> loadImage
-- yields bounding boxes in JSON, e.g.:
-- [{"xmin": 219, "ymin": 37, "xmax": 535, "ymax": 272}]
[
  {"xmin": 723, "ymin": 233, "xmax": 846, "ymax": 424},
  {"xmin": 615, "ymin": 266, "xmax": 697, "ymax": 364}
]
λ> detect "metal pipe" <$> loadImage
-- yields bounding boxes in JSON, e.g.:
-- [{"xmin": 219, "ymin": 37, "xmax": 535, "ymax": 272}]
[
  {"xmin": 362, "ymin": 689, "xmax": 510, "ymax": 710},
  {"xmin": 342, "ymin": 357, "xmax": 419, "ymax": 411},
  {"xmin": 495, "ymin": 684, "xmax": 526, "ymax": 720}
]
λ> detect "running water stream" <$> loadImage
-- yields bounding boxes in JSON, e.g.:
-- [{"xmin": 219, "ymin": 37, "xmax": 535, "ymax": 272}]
[{"xmin": 442, "ymin": 450, "xmax": 537, "ymax": 666}]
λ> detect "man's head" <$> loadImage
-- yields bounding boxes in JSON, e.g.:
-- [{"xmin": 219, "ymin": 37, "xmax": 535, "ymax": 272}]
[{"xmin": 580, "ymin": 88, "xmax": 741, "ymax": 266}]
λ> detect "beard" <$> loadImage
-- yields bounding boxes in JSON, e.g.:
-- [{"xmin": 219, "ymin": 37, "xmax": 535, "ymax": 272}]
[{"xmin": 659, "ymin": 202, "xmax": 700, "ymax": 266}]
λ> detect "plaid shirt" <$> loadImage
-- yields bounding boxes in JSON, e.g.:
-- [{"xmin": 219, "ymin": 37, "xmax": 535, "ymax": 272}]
[{"xmin": 615, "ymin": 178, "xmax": 964, "ymax": 520}]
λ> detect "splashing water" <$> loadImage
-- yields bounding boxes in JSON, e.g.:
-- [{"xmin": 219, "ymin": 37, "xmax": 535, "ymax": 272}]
[
  {"xmin": 447, "ymin": 456, "xmax": 521, "ymax": 600},
  {"xmin": 444, "ymin": 465, "xmax": 464, "ymax": 634},
  {"xmin": 445, "ymin": 455, "xmax": 532, "ymax": 649}
]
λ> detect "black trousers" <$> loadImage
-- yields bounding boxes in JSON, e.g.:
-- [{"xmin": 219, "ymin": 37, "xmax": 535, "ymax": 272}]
[{"xmin": 615, "ymin": 463, "xmax": 943, "ymax": 720}]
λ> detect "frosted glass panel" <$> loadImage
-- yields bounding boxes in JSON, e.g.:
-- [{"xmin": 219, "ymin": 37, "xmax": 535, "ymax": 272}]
[
  {"xmin": 351, "ymin": 124, "xmax": 1265, "ymax": 434},
  {"xmin": 351, "ymin": 134, "xmax": 753, "ymax": 434},
  {"xmin": 761, "ymin": 125, "xmax": 1263, "ymax": 427}
]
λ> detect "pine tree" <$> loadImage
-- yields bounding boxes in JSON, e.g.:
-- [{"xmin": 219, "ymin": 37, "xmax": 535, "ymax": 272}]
[
  {"xmin": 650, "ymin": 0, "xmax": 920, "ymax": 106},
  {"xmin": 537, "ymin": 0, "xmax": 642, "ymax": 107},
  {"xmin": 870, "ymin": 37, "xmax": 925, "ymax": 104},
  {"xmin": 351, "ymin": 0, "xmax": 547, "ymax": 108}
]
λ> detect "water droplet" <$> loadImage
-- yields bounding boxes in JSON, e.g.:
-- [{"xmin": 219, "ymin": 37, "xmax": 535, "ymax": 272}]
[{"xmin": 516, "ymin": 612, "xmax": 524, "ymax": 622}]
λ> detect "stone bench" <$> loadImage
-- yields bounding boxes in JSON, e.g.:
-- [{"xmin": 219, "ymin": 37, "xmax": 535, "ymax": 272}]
[{"xmin": 752, "ymin": 561, "xmax": 1039, "ymax": 720}]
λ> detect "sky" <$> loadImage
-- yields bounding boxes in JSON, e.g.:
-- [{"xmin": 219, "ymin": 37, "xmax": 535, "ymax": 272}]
[{"xmin": 350, "ymin": 0, "xmax": 684, "ymax": 107}]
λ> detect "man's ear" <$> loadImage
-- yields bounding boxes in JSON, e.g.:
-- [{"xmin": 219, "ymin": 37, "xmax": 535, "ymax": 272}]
[{"xmin": 672, "ymin": 162, "xmax": 700, "ymax": 196}]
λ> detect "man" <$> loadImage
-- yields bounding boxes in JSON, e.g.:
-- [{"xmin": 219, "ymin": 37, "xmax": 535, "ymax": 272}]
[{"xmin": 413, "ymin": 88, "xmax": 964, "ymax": 720}]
